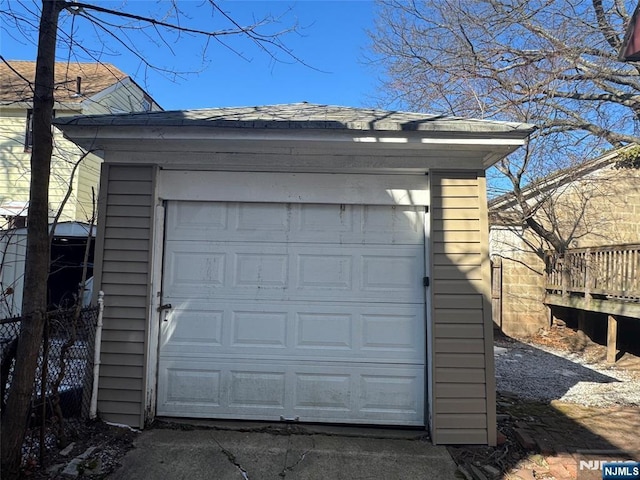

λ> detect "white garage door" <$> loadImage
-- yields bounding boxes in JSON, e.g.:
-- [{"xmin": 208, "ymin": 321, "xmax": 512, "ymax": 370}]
[{"xmin": 157, "ymin": 200, "xmax": 426, "ymax": 425}]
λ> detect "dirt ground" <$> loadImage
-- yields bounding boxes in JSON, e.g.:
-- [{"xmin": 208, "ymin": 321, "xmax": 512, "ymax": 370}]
[
  {"xmin": 20, "ymin": 421, "xmax": 137, "ymax": 479},
  {"xmin": 529, "ymin": 324, "xmax": 640, "ymax": 378}
]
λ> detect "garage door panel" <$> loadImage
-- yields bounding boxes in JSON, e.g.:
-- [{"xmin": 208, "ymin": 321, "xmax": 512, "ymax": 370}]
[
  {"xmin": 296, "ymin": 312, "xmax": 352, "ymax": 350},
  {"xmin": 164, "ymin": 366, "xmax": 222, "ymax": 407},
  {"xmin": 165, "ymin": 202, "xmax": 424, "ymax": 245},
  {"xmin": 362, "ymin": 205, "xmax": 422, "ymax": 238},
  {"xmin": 360, "ymin": 374, "xmax": 421, "ymax": 414},
  {"xmin": 157, "ymin": 359, "xmax": 424, "ymax": 425},
  {"xmin": 236, "ymin": 253, "xmax": 289, "ymax": 287},
  {"xmin": 164, "ymin": 242, "xmax": 423, "ymax": 302},
  {"xmin": 298, "ymin": 253, "xmax": 352, "ymax": 289},
  {"xmin": 298, "ymin": 363, "xmax": 424, "ymax": 424},
  {"xmin": 168, "ymin": 201, "xmax": 228, "ymax": 235},
  {"xmin": 229, "ymin": 371, "xmax": 286, "ymax": 408},
  {"xmin": 161, "ymin": 302, "xmax": 424, "ymax": 361},
  {"xmin": 295, "ymin": 373, "xmax": 351, "ymax": 411},
  {"xmin": 236, "ymin": 203, "xmax": 290, "ymax": 232},
  {"xmin": 298, "ymin": 204, "xmax": 354, "ymax": 234},
  {"xmin": 361, "ymin": 254, "xmax": 419, "ymax": 292},
  {"xmin": 361, "ymin": 313, "xmax": 420, "ymax": 352},
  {"xmin": 160, "ymin": 308, "xmax": 223, "ymax": 348},
  {"xmin": 159, "ymin": 199, "xmax": 426, "ymax": 426},
  {"xmin": 231, "ymin": 310, "xmax": 288, "ymax": 348}
]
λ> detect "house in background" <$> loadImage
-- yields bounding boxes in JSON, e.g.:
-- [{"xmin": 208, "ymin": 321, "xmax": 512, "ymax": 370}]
[
  {"xmin": 0, "ymin": 60, "xmax": 162, "ymax": 227},
  {"xmin": 56, "ymin": 103, "xmax": 534, "ymax": 445},
  {"xmin": 0, "ymin": 222, "xmax": 96, "ymax": 318},
  {"xmin": 0, "ymin": 60, "xmax": 162, "ymax": 316},
  {"xmin": 489, "ymin": 146, "xmax": 640, "ymax": 338}
]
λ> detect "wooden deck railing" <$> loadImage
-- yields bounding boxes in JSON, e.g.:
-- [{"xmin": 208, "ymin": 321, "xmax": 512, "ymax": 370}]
[{"xmin": 545, "ymin": 244, "xmax": 640, "ymax": 302}]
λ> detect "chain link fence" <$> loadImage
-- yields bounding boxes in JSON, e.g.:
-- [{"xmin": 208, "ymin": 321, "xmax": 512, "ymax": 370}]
[{"xmin": 1, "ymin": 304, "xmax": 100, "ymax": 461}]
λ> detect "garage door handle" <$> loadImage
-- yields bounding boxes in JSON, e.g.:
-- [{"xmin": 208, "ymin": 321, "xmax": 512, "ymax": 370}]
[
  {"xmin": 158, "ymin": 303, "xmax": 172, "ymax": 312},
  {"xmin": 280, "ymin": 415, "xmax": 300, "ymax": 422}
]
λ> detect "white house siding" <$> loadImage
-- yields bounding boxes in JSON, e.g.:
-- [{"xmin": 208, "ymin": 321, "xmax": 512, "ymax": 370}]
[
  {"xmin": 48, "ymin": 111, "xmax": 82, "ymax": 221},
  {"xmin": 94, "ymin": 163, "xmax": 154, "ymax": 427},
  {"xmin": 0, "ymin": 109, "xmax": 32, "ymax": 210},
  {"xmin": 430, "ymin": 171, "xmax": 496, "ymax": 445},
  {"xmin": 75, "ymin": 154, "xmax": 103, "ymax": 221},
  {"xmin": 0, "ymin": 107, "xmax": 86, "ymax": 222}
]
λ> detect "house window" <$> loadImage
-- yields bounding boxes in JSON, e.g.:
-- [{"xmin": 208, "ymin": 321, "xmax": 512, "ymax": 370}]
[
  {"xmin": 142, "ymin": 96, "xmax": 152, "ymax": 112},
  {"xmin": 25, "ymin": 109, "xmax": 56, "ymax": 152}
]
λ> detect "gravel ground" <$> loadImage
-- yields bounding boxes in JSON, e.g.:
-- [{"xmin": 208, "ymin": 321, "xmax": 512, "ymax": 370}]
[{"xmin": 494, "ymin": 337, "xmax": 640, "ymax": 407}]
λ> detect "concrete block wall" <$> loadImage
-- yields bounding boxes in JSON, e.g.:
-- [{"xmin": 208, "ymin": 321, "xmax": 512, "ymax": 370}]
[{"xmin": 490, "ymin": 228, "xmax": 548, "ymax": 337}]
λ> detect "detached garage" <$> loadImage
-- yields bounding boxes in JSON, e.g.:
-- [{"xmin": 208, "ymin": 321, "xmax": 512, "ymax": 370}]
[{"xmin": 55, "ymin": 103, "xmax": 533, "ymax": 445}]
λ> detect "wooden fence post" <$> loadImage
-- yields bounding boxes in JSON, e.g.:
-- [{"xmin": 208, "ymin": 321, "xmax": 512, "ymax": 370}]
[
  {"xmin": 577, "ymin": 311, "xmax": 588, "ymax": 350},
  {"xmin": 585, "ymin": 248, "xmax": 592, "ymax": 302},
  {"xmin": 559, "ymin": 253, "xmax": 570, "ymax": 297},
  {"xmin": 607, "ymin": 315, "xmax": 618, "ymax": 364}
]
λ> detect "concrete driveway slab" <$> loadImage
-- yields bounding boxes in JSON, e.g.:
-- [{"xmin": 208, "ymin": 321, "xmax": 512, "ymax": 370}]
[{"xmin": 108, "ymin": 425, "xmax": 458, "ymax": 480}]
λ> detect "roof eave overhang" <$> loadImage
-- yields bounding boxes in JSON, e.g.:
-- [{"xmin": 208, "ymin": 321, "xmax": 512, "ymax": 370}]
[{"xmin": 56, "ymin": 124, "xmax": 532, "ymax": 169}]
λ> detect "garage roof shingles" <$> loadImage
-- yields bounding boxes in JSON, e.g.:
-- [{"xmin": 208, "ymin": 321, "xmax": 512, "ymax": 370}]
[{"xmin": 54, "ymin": 102, "xmax": 535, "ymax": 135}]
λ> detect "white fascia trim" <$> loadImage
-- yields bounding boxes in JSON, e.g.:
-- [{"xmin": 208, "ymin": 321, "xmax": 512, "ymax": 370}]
[
  {"xmin": 61, "ymin": 126, "xmax": 530, "ymax": 148},
  {"xmin": 420, "ymin": 137, "xmax": 527, "ymax": 146}
]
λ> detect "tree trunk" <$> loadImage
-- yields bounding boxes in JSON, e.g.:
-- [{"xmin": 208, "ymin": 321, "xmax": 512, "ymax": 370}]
[{"xmin": 0, "ymin": 1, "xmax": 62, "ymax": 476}]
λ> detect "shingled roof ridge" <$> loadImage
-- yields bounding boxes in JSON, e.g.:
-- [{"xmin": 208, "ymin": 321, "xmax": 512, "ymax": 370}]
[{"xmin": 53, "ymin": 102, "xmax": 535, "ymax": 135}]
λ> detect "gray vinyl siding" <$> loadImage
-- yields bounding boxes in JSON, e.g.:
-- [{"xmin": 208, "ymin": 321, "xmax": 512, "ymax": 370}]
[
  {"xmin": 95, "ymin": 164, "xmax": 153, "ymax": 428},
  {"xmin": 431, "ymin": 171, "xmax": 496, "ymax": 445}
]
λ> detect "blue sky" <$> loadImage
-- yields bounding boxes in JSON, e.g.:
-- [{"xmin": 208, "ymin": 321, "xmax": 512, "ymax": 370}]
[
  {"xmin": 2, "ymin": 1, "xmax": 382, "ymax": 111},
  {"xmin": 1, "ymin": 1, "xmax": 520, "ymax": 196}
]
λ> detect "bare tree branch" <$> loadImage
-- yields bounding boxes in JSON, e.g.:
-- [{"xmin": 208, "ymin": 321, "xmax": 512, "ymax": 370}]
[{"xmin": 369, "ymin": 0, "xmax": 640, "ymax": 256}]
